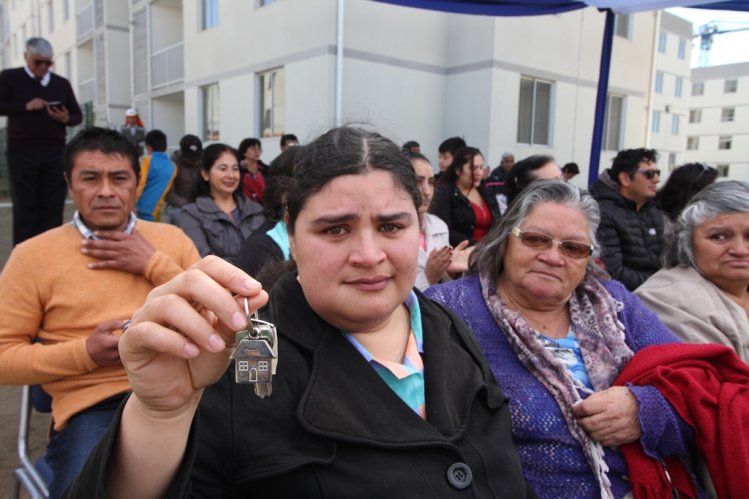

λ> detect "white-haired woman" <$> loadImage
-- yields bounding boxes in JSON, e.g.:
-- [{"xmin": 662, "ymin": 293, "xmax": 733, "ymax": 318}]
[{"xmin": 637, "ymin": 180, "xmax": 749, "ymax": 363}]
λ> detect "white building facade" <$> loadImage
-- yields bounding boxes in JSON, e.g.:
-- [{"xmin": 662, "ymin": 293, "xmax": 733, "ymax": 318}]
[
  {"xmin": 0, "ymin": 0, "xmax": 713, "ymax": 185},
  {"xmin": 647, "ymin": 11, "xmax": 692, "ymax": 174},
  {"xmin": 684, "ymin": 62, "xmax": 749, "ymax": 181}
]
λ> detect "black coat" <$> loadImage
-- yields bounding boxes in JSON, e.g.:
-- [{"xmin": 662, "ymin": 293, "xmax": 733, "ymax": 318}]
[
  {"xmin": 66, "ymin": 272, "xmax": 534, "ymax": 498},
  {"xmin": 596, "ymin": 186, "xmax": 664, "ymax": 291},
  {"xmin": 430, "ymin": 184, "xmax": 500, "ymax": 247}
]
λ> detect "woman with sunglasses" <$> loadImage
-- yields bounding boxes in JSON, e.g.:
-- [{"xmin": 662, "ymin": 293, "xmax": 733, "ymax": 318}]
[{"xmin": 426, "ymin": 180, "xmax": 695, "ymax": 498}]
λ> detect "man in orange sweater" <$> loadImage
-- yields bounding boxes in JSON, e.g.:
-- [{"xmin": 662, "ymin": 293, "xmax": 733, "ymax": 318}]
[{"xmin": 0, "ymin": 127, "xmax": 199, "ymax": 498}]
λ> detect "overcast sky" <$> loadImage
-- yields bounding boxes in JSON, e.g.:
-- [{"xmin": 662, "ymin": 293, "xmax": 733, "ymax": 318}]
[{"xmin": 666, "ymin": 7, "xmax": 749, "ymax": 67}]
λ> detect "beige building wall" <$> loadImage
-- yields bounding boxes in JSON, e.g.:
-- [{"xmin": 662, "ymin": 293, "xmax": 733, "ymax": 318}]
[{"xmin": 685, "ymin": 62, "xmax": 749, "ymax": 182}]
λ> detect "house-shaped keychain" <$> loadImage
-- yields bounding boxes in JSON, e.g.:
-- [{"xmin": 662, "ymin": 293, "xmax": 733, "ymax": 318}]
[{"xmin": 232, "ymin": 337, "xmax": 276, "ymax": 384}]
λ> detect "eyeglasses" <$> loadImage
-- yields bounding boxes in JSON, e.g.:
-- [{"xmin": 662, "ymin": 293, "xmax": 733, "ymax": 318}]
[
  {"xmin": 511, "ymin": 227, "xmax": 594, "ymax": 259},
  {"xmin": 635, "ymin": 169, "xmax": 661, "ymax": 180},
  {"xmin": 30, "ymin": 59, "xmax": 54, "ymax": 67}
]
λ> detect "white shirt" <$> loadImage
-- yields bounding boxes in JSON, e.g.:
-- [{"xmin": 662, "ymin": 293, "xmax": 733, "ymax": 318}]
[{"xmin": 23, "ymin": 65, "xmax": 51, "ymax": 87}]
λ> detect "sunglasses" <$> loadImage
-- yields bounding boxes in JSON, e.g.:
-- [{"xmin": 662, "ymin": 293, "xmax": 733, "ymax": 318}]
[
  {"xmin": 31, "ymin": 59, "xmax": 54, "ymax": 67},
  {"xmin": 635, "ymin": 169, "xmax": 661, "ymax": 180},
  {"xmin": 511, "ymin": 227, "xmax": 594, "ymax": 259}
]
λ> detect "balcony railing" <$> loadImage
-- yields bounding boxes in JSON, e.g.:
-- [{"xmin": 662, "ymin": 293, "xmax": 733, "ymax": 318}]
[
  {"xmin": 76, "ymin": 4, "xmax": 94, "ymax": 41},
  {"xmin": 150, "ymin": 42, "xmax": 184, "ymax": 90},
  {"xmin": 78, "ymin": 78, "xmax": 95, "ymax": 104}
]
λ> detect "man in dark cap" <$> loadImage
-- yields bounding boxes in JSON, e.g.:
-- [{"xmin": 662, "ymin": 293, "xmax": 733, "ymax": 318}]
[{"xmin": 164, "ymin": 134, "xmax": 203, "ymax": 225}]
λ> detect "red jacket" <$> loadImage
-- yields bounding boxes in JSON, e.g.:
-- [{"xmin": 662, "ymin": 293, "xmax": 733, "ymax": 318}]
[{"xmin": 614, "ymin": 343, "xmax": 749, "ymax": 499}]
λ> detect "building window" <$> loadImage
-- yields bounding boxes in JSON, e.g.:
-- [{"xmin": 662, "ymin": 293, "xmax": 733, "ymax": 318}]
[
  {"xmin": 686, "ymin": 137, "xmax": 699, "ymax": 150},
  {"xmin": 689, "ymin": 109, "xmax": 701, "ymax": 123},
  {"xmin": 721, "ymin": 107, "xmax": 735, "ymax": 122},
  {"xmin": 658, "ymin": 31, "xmax": 666, "ymax": 53},
  {"xmin": 64, "ymin": 52, "xmax": 71, "ymax": 78},
  {"xmin": 725, "ymin": 79, "xmax": 738, "ymax": 93},
  {"xmin": 259, "ymin": 67, "xmax": 285, "ymax": 138},
  {"xmin": 671, "ymin": 115, "xmax": 680, "ymax": 135},
  {"xmin": 257, "ymin": 0, "xmax": 276, "ymax": 5},
  {"xmin": 668, "ymin": 153, "xmax": 677, "ymax": 169},
  {"xmin": 675, "ymin": 77, "xmax": 683, "ymax": 98},
  {"xmin": 517, "ymin": 76, "xmax": 552, "ymax": 146},
  {"xmin": 716, "ymin": 164, "xmax": 730, "ymax": 177},
  {"xmin": 201, "ymin": 0, "xmax": 219, "ymax": 30},
  {"xmin": 652, "ymin": 110, "xmax": 661, "ymax": 133},
  {"xmin": 692, "ymin": 82, "xmax": 704, "ymax": 96},
  {"xmin": 655, "ymin": 71, "xmax": 663, "ymax": 94},
  {"xmin": 603, "ymin": 94, "xmax": 624, "ymax": 151},
  {"xmin": 615, "ymin": 14, "xmax": 631, "ymax": 39},
  {"xmin": 63, "ymin": 0, "xmax": 70, "ymax": 21},
  {"xmin": 202, "ymin": 83, "xmax": 220, "ymax": 142},
  {"xmin": 678, "ymin": 38, "xmax": 686, "ymax": 59},
  {"xmin": 718, "ymin": 136, "xmax": 732, "ymax": 150}
]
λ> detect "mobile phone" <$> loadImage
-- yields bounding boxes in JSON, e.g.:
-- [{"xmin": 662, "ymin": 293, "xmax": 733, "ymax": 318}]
[{"xmin": 48, "ymin": 101, "xmax": 63, "ymax": 110}]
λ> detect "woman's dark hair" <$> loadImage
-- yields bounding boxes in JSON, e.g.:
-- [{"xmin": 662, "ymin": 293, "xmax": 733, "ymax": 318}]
[
  {"xmin": 190, "ymin": 143, "xmax": 241, "ymax": 202},
  {"xmin": 440, "ymin": 146, "xmax": 481, "ymax": 185},
  {"xmin": 656, "ymin": 163, "xmax": 718, "ymax": 222},
  {"xmin": 237, "ymin": 138, "xmax": 261, "ymax": 159},
  {"xmin": 286, "ymin": 126, "xmax": 421, "ymax": 234},
  {"xmin": 503, "ymin": 155, "xmax": 556, "ymax": 207},
  {"xmin": 263, "ymin": 147, "xmax": 302, "ymax": 221}
]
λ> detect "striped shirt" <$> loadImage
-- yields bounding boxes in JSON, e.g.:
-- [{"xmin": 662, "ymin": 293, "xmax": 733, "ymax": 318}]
[{"xmin": 72, "ymin": 211, "xmax": 137, "ymax": 239}]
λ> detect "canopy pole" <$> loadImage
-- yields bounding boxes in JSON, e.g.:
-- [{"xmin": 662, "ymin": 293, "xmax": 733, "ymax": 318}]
[
  {"xmin": 335, "ymin": 0, "xmax": 345, "ymax": 126},
  {"xmin": 588, "ymin": 8, "xmax": 615, "ymax": 187}
]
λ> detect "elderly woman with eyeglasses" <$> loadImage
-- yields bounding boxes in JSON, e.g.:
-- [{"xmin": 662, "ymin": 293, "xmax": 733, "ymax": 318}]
[
  {"xmin": 637, "ymin": 180, "xmax": 749, "ymax": 363},
  {"xmin": 426, "ymin": 180, "xmax": 696, "ymax": 499}
]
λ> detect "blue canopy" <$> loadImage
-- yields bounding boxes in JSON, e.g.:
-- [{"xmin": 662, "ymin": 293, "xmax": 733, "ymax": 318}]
[{"xmin": 377, "ymin": 0, "xmax": 749, "ymax": 185}]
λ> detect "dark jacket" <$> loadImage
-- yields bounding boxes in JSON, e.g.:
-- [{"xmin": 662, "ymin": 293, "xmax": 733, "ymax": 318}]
[
  {"xmin": 588, "ymin": 169, "xmax": 618, "ymax": 201},
  {"xmin": 430, "ymin": 183, "xmax": 500, "ymax": 246},
  {"xmin": 595, "ymin": 182, "xmax": 664, "ymax": 291},
  {"xmin": 180, "ymin": 195, "xmax": 265, "ymax": 264},
  {"xmin": 66, "ymin": 272, "xmax": 535, "ymax": 498},
  {"xmin": 236, "ymin": 219, "xmax": 289, "ymax": 292},
  {"xmin": 166, "ymin": 151, "xmax": 201, "ymax": 208},
  {"xmin": 0, "ymin": 67, "xmax": 82, "ymax": 151}
]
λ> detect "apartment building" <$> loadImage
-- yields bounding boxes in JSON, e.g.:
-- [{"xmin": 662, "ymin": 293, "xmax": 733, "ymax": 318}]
[
  {"xmin": 684, "ymin": 61, "xmax": 749, "ymax": 182},
  {"xmin": 647, "ymin": 11, "xmax": 692, "ymax": 173},
  {"xmin": 0, "ymin": 1, "xmax": 695, "ymax": 184}
]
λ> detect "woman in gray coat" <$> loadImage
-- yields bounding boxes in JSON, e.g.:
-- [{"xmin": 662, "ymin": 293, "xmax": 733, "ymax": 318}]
[{"xmin": 180, "ymin": 143, "xmax": 264, "ymax": 263}]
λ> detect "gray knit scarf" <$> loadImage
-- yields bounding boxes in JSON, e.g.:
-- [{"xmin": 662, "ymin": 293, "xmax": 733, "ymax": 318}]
[{"xmin": 480, "ymin": 273, "xmax": 634, "ymax": 499}]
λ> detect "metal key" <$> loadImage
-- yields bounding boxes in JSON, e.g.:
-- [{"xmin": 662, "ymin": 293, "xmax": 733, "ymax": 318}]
[{"xmin": 230, "ymin": 298, "xmax": 278, "ymax": 399}]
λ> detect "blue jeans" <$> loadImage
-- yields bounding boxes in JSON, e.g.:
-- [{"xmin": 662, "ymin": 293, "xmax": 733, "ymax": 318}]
[{"xmin": 45, "ymin": 393, "xmax": 127, "ymax": 499}]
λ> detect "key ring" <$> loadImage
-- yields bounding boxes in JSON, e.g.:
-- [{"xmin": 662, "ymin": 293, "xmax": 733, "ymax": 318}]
[{"xmin": 243, "ymin": 297, "xmax": 260, "ymax": 339}]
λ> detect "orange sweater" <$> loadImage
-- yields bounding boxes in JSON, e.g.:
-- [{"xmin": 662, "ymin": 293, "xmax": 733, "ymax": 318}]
[{"xmin": 0, "ymin": 220, "xmax": 199, "ymax": 430}]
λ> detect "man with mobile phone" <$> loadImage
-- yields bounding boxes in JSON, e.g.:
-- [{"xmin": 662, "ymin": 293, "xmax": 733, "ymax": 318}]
[{"xmin": 0, "ymin": 37, "xmax": 82, "ymax": 245}]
